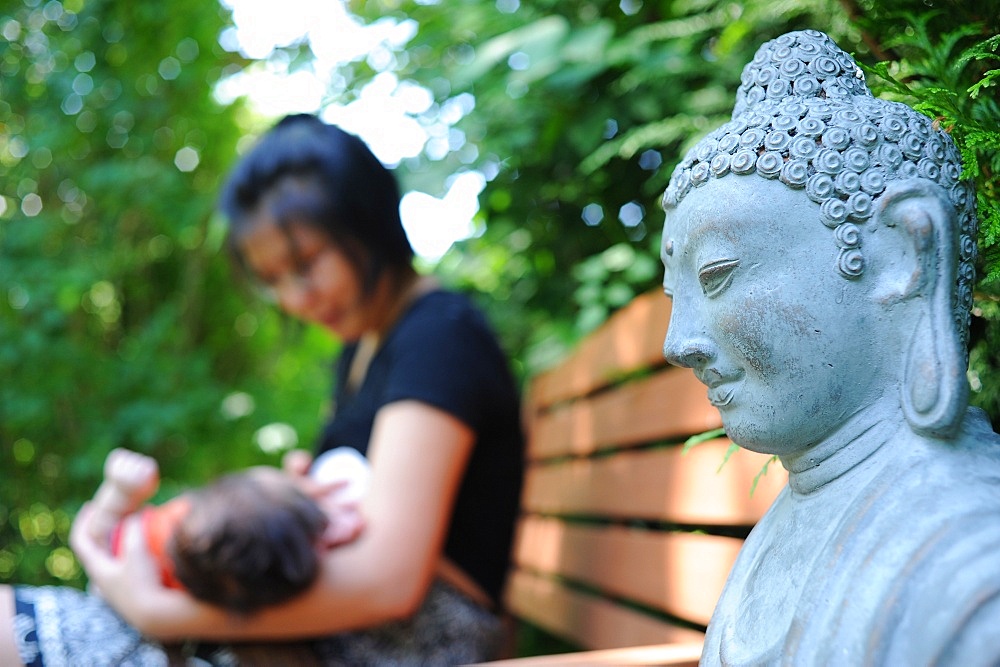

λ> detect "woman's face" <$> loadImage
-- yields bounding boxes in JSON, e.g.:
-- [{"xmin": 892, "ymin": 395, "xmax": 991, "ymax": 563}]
[{"xmin": 238, "ymin": 215, "xmax": 373, "ymax": 341}]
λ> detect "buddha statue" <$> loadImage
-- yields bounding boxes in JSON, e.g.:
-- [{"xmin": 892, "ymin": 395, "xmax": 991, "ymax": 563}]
[{"xmin": 659, "ymin": 30, "xmax": 1000, "ymax": 665}]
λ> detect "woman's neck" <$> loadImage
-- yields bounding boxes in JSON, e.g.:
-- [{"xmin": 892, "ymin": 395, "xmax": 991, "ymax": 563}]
[
  {"xmin": 369, "ymin": 270, "xmax": 437, "ymax": 339},
  {"xmin": 346, "ymin": 271, "xmax": 437, "ymax": 392}
]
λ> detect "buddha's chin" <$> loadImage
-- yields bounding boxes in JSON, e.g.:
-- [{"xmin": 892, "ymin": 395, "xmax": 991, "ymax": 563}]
[{"xmin": 721, "ymin": 418, "xmax": 798, "ymax": 457}]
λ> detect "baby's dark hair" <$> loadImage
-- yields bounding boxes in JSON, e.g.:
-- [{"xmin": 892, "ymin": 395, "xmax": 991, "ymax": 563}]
[{"xmin": 169, "ymin": 469, "xmax": 328, "ymax": 614}]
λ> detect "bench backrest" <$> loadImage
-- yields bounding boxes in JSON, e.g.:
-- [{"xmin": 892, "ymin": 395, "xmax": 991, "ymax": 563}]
[{"xmin": 505, "ymin": 289, "xmax": 787, "ymax": 651}]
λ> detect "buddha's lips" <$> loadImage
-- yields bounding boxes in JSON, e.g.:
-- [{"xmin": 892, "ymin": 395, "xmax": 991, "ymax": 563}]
[{"xmin": 708, "ymin": 383, "xmax": 738, "ymax": 407}]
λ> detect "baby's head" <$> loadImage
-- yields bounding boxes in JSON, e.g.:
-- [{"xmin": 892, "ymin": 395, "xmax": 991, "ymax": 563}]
[{"xmin": 169, "ymin": 467, "xmax": 328, "ymax": 613}]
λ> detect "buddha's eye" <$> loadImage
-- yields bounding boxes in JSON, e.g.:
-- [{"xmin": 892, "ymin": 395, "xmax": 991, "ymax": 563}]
[{"xmin": 698, "ymin": 258, "xmax": 740, "ymax": 297}]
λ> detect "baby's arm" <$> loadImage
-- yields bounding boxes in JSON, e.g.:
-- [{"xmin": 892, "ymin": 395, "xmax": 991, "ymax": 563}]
[{"xmin": 86, "ymin": 448, "xmax": 160, "ymax": 546}]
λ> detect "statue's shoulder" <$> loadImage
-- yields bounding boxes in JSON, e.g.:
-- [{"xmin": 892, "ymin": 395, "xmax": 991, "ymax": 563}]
[
  {"xmin": 795, "ymin": 412, "xmax": 1000, "ymax": 663},
  {"xmin": 929, "ymin": 407, "xmax": 1000, "ymax": 486},
  {"xmin": 895, "ymin": 407, "xmax": 1000, "ymax": 508},
  {"xmin": 872, "ymin": 409, "xmax": 1000, "ymax": 661},
  {"xmin": 958, "ymin": 406, "xmax": 1000, "ymax": 448},
  {"xmin": 879, "ymin": 455, "xmax": 1000, "ymax": 664}
]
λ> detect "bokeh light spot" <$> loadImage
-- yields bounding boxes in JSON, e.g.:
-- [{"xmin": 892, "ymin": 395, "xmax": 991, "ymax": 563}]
[{"xmin": 174, "ymin": 146, "xmax": 200, "ymax": 172}]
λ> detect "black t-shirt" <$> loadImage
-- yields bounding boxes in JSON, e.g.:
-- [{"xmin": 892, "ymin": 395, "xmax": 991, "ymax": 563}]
[{"xmin": 317, "ymin": 290, "xmax": 525, "ymax": 604}]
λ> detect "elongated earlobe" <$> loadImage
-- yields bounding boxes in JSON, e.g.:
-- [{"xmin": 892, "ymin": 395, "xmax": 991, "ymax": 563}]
[{"xmin": 877, "ymin": 180, "xmax": 968, "ymax": 438}]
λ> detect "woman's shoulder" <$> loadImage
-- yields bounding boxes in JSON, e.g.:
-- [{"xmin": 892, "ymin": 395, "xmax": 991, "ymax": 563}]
[
  {"xmin": 409, "ymin": 288, "xmax": 478, "ymax": 315},
  {"xmin": 398, "ymin": 289, "xmax": 490, "ymax": 335},
  {"xmin": 384, "ymin": 288, "xmax": 505, "ymax": 370}
]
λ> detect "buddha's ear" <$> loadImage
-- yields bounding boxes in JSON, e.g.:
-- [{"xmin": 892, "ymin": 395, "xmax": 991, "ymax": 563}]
[{"xmin": 871, "ymin": 179, "xmax": 968, "ymax": 439}]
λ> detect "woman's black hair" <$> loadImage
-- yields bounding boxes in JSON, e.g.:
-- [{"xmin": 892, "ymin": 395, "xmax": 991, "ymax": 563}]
[{"xmin": 219, "ymin": 114, "xmax": 414, "ymax": 272}]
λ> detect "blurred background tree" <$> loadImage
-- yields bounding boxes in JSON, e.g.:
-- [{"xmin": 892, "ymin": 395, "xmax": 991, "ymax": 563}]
[
  {"xmin": 345, "ymin": 0, "xmax": 997, "ymax": 378},
  {"xmin": 0, "ymin": 0, "xmax": 337, "ymax": 586},
  {"xmin": 1, "ymin": 0, "xmax": 997, "ymax": 605}
]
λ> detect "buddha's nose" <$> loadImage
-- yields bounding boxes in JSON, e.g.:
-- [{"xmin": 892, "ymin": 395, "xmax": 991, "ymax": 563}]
[{"xmin": 663, "ymin": 311, "xmax": 715, "ymax": 370}]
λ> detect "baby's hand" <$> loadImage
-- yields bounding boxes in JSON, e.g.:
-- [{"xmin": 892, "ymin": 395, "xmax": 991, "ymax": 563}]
[
  {"xmin": 320, "ymin": 503, "xmax": 366, "ymax": 548},
  {"xmin": 282, "ymin": 449, "xmax": 314, "ymax": 478},
  {"xmin": 103, "ymin": 448, "xmax": 160, "ymax": 507}
]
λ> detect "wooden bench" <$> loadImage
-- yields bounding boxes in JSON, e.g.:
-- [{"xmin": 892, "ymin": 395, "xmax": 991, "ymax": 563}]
[{"xmin": 488, "ymin": 289, "xmax": 787, "ymax": 665}]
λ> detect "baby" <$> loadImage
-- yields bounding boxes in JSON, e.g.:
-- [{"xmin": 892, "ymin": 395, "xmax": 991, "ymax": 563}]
[{"xmin": 86, "ymin": 447, "xmax": 369, "ymax": 614}]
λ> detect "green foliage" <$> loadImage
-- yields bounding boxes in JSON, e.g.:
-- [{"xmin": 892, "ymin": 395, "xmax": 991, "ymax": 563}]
[
  {"xmin": 860, "ymin": 16, "xmax": 1000, "ymax": 282},
  {"xmin": 348, "ymin": 1, "xmax": 1000, "ymax": 421},
  {"xmin": 750, "ymin": 455, "xmax": 779, "ymax": 497},
  {"xmin": 681, "ymin": 427, "xmax": 726, "ymax": 454},
  {"xmin": 966, "ymin": 35, "xmax": 1000, "ymax": 99},
  {"xmin": 351, "ymin": 0, "xmax": 852, "ymax": 375},
  {"xmin": 0, "ymin": 0, "xmax": 336, "ymax": 587},
  {"xmin": 847, "ymin": 2, "xmax": 1000, "ymax": 419}
]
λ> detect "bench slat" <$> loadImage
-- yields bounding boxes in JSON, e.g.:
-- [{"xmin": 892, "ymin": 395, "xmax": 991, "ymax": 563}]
[
  {"xmin": 500, "ymin": 289, "xmax": 778, "ymax": 661},
  {"xmin": 527, "ymin": 366, "xmax": 722, "ymax": 460},
  {"xmin": 530, "ymin": 291, "xmax": 672, "ymax": 409},
  {"xmin": 521, "ymin": 439, "xmax": 785, "ymax": 525},
  {"xmin": 504, "ymin": 569, "xmax": 705, "ymax": 651},
  {"xmin": 511, "ymin": 517, "xmax": 743, "ymax": 627}
]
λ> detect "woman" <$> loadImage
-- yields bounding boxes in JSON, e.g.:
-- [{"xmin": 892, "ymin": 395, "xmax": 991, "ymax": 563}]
[{"xmin": 2, "ymin": 114, "xmax": 525, "ymax": 665}]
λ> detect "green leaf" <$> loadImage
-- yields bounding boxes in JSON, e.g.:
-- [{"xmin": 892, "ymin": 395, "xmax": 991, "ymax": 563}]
[
  {"xmin": 750, "ymin": 456, "xmax": 779, "ymax": 497},
  {"xmin": 682, "ymin": 427, "xmax": 727, "ymax": 454}
]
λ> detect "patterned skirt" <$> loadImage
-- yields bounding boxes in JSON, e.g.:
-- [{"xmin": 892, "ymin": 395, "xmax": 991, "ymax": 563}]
[{"xmin": 12, "ymin": 580, "xmax": 504, "ymax": 666}]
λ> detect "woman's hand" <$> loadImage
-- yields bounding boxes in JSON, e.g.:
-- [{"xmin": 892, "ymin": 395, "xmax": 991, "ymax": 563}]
[
  {"xmin": 70, "ymin": 504, "xmax": 155, "ymax": 601},
  {"xmin": 70, "ymin": 504, "xmax": 175, "ymax": 630},
  {"xmin": 71, "ymin": 503, "xmax": 241, "ymax": 641},
  {"xmin": 69, "ymin": 503, "xmax": 108, "ymax": 597}
]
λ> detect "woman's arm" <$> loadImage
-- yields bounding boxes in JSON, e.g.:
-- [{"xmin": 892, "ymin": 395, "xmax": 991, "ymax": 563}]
[{"xmin": 71, "ymin": 400, "xmax": 474, "ymax": 642}]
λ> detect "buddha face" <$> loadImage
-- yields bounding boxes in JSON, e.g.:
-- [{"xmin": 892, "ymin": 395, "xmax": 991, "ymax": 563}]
[{"xmin": 661, "ymin": 177, "xmax": 887, "ymax": 456}]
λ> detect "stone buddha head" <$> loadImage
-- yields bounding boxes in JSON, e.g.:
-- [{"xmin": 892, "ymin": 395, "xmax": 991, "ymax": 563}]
[{"xmin": 659, "ymin": 30, "xmax": 977, "ymax": 456}]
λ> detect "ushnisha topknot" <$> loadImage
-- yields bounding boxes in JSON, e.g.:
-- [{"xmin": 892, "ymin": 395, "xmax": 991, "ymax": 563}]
[{"xmin": 662, "ymin": 29, "xmax": 977, "ymax": 345}]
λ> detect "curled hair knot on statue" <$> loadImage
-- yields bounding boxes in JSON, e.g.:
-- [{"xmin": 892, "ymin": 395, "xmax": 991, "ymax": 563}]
[{"xmin": 661, "ymin": 29, "xmax": 977, "ymax": 349}]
